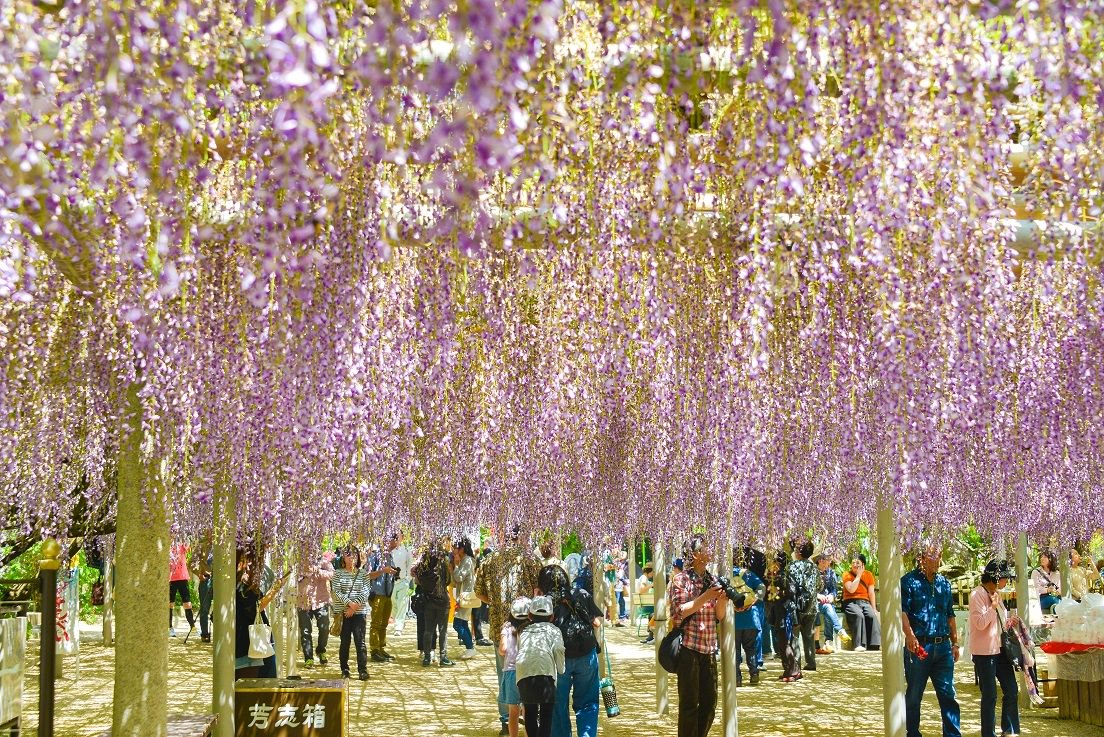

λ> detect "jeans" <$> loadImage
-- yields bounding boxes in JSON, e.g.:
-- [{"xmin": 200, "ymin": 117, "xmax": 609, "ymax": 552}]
[
  {"xmin": 844, "ymin": 599, "xmax": 881, "ymax": 649},
  {"xmin": 339, "ymin": 614, "xmax": 368, "ymax": 677},
  {"xmin": 453, "ymin": 616, "xmax": 474, "ymax": 649},
  {"xmin": 297, "ymin": 607, "xmax": 330, "ymax": 661},
  {"xmin": 756, "ymin": 604, "xmax": 769, "ymax": 662},
  {"xmin": 797, "ymin": 610, "xmax": 817, "ymax": 669},
  {"xmin": 675, "ymin": 646, "xmax": 716, "ymax": 737},
  {"xmin": 369, "ymin": 594, "xmax": 392, "ymax": 653},
  {"xmin": 817, "ymin": 602, "xmax": 841, "ymax": 641},
  {"xmin": 904, "ymin": 641, "xmax": 961, "ymax": 737},
  {"xmin": 495, "ymin": 649, "xmax": 510, "ymax": 726},
  {"xmin": 391, "ymin": 581, "xmax": 411, "ymax": 632},
  {"xmin": 974, "ymin": 654, "xmax": 1019, "ymax": 737},
  {"xmin": 1039, "ymin": 593, "xmax": 1060, "ymax": 615},
  {"xmin": 198, "ymin": 577, "xmax": 213, "ymax": 638},
  {"xmin": 617, "ymin": 591, "xmax": 627, "ymax": 619},
  {"xmin": 551, "ymin": 650, "xmax": 599, "ymax": 737},
  {"xmin": 422, "ymin": 600, "xmax": 450, "ymax": 656},
  {"xmin": 732, "ymin": 628, "xmax": 759, "ymax": 680}
]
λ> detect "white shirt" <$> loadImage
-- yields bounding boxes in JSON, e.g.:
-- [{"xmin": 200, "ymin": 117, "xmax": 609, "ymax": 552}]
[{"xmin": 392, "ymin": 545, "xmax": 414, "ymax": 581}]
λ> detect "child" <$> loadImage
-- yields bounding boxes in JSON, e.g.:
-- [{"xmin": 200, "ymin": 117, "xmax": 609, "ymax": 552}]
[
  {"xmin": 498, "ymin": 597, "xmax": 529, "ymax": 737},
  {"xmin": 515, "ymin": 596, "xmax": 565, "ymax": 737}
]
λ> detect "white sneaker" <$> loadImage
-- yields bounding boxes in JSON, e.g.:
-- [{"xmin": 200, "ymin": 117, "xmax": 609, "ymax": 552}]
[
  {"xmin": 430, "ymin": 651, "xmax": 438, "ymax": 663},
  {"xmin": 461, "ymin": 648, "xmax": 477, "ymax": 660},
  {"xmin": 169, "ymin": 627, "xmax": 177, "ymax": 637},
  {"xmin": 853, "ymin": 645, "xmax": 867, "ymax": 652}
]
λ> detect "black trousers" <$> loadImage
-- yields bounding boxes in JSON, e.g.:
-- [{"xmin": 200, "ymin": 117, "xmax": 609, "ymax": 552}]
[
  {"xmin": 339, "ymin": 614, "xmax": 368, "ymax": 677},
  {"xmin": 422, "ymin": 600, "xmax": 450, "ymax": 656},
  {"xmin": 771, "ymin": 624, "xmax": 801, "ymax": 678},
  {"xmin": 676, "ymin": 646, "xmax": 716, "ymax": 737},
  {"xmin": 733, "ymin": 628, "xmax": 759, "ymax": 678},
  {"xmin": 797, "ymin": 610, "xmax": 817, "ymax": 669}
]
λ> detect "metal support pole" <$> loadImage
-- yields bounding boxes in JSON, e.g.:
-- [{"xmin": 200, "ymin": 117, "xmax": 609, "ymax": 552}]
[
  {"xmin": 877, "ymin": 506, "xmax": 906, "ymax": 737},
  {"xmin": 38, "ymin": 538, "xmax": 61, "ymax": 737},
  {"xmin": 652, "ymin": 542, "xmax": 669, "ymax": 716},
  {"xmin": 718, "ymin": 541, "xmax": 738, "ymax": 737}
]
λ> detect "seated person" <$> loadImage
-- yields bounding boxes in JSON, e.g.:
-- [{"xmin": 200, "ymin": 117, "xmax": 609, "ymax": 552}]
[
  {"xmin": 1030, "ymin": 550, "xmax": 1061, "ymax": 614},
  {"xmin": 636, "ymin": 561, "xmax": 656, "ymax": 643}
]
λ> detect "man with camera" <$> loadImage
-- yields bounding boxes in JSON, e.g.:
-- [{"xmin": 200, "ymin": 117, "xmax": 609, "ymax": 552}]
[{"xmin": 668, "ymin": 535, "xmax": 734, "ymax": 737}]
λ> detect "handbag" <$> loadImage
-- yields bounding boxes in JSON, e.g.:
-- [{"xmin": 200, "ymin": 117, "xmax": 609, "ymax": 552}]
[
  {"xmin": 457, "ymin": 590, "xmax": 480, "ymax": 609},
  {"xmin": 329, "ymin": 606, "xmax": 344, "ymax": 637},
  {"xmin": 248, "ymin": 606, "xmax": 275, "ymax": 659},
  {"xmin": 657, "ymin": 619, "xmax": 685, "ymax": 674},
  {"xmin": 997, "ymin": 608, "xmax": 1023, "ymax": 671},
  {"xmin": 599, "ymin": 626, "xmax": 621, "ymax": 717}
]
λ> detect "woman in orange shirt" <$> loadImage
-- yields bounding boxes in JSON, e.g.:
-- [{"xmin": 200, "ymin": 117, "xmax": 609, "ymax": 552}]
[{"xmin": 841, "ymin": 554, "xmax": 880, "ymax": 652}]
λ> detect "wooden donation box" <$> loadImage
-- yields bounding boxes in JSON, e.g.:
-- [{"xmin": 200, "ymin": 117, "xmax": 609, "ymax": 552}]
[
  {"xmin": 235, "ymin": 679, "xmax": 346, "ymax": 737},
  {"xmin": 1055, "ymin": 649, "xmax": 1104, "ymax": 727}
]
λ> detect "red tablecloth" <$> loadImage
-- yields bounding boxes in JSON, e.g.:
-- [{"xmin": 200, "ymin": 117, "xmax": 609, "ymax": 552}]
[{"xmin": 1040, "ymin": 641, "xmax": 1104, "ymax": 654}]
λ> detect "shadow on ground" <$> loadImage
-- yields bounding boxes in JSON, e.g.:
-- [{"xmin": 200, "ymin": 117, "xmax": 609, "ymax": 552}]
[{"xmin": 16, "ymin": 623, "xmax": 1097, "ymax": 736}]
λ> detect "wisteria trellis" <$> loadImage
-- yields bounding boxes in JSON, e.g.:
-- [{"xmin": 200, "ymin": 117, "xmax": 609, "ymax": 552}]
[{"xmin": 1, "ymin": 0, "xmax": 1102, "ymax": 555}]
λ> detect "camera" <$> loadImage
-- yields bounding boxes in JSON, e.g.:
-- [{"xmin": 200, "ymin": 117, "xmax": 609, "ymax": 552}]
[{"xmin": 703, "ymin": 572, "xmax": 751, "ymax": 608}]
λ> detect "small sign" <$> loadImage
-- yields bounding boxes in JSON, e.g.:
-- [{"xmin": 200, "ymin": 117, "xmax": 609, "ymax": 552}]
[{"xmin": 234, "ymin": 679, "xmax": 345, "ymax": 737}]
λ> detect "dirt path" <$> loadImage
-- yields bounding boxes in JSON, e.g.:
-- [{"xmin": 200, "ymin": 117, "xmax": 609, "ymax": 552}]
[{"xmin": 16, "ymin": 623, "xmax": 1095, "ymax": 736}]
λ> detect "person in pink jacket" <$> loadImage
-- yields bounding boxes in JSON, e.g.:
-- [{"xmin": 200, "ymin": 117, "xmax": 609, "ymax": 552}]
[{"xmin": 969, "ymin": 560, "xmax": 1020, "ymax": 737}]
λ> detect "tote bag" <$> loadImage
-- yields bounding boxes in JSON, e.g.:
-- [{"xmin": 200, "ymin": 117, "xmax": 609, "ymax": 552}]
[{"xmin": 248, "ymin": 606, "xmax": 275, "ymax": 659}]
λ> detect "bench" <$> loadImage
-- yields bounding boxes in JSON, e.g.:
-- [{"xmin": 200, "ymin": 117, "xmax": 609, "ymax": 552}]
[{"xmin": 98, "ymin": 715, "xmax": 216, "ymax": 737}]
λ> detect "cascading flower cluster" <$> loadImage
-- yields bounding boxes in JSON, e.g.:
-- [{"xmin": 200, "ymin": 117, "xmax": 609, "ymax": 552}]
[{"xmin": 0, "ymin": 1, "xmax": 1102, "ymax": 557}]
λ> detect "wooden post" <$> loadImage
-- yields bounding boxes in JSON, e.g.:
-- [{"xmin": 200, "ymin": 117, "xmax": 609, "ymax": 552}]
[
  {"xmin": 212, "ymin": 481, "xmax": 237, "ymax": 737},
  {"xmin": 877, "ymin": 506, "xmax": 906, "ymax": 737},
  {"xmin": 718, "ymin": 540, "xmax": 738, "ymax": 737},
  {"xmin": 652, "ymin": 542, "xmax": 669, "ymax": 716},
  {"xmin": 112, "ymin": 383, "xmax": 170, "ymax": 737},
  {"xmin": 37, "ymin": 538, "xmax": 61, "ymax": 737}
]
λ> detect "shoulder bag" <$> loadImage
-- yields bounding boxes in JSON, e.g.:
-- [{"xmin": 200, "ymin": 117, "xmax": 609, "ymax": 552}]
[
  {"xmin": 657, "ymin": 618, "xmax": 685, "ymax": 674},
  {"xmin": 330, "ymin": 570, "xmax": 362, "ymax": 637},
  {"xmin": 996, "ymin": 607, "xmax": 1023, "ymax": 671}
]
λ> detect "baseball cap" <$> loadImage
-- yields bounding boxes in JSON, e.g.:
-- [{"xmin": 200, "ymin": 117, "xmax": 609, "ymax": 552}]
[
  {"xmin": 528, "ymin": 595, "xmax": 553, "ymax": 617},
  {"xmin": 511, "ymin": 597, "xmax": 531, "ymax": 619}
]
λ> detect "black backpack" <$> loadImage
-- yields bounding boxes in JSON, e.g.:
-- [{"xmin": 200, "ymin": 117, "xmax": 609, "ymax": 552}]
[{"xmin": 557, "ymin": 590, "xmax": 599, "ymax": 658}]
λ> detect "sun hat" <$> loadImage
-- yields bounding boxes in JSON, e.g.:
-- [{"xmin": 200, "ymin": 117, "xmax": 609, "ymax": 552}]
[
  {"xmin": 511, "ymin": 597, "xmax": 532, "ymax": 619},
  {"xmin": 528, "ymin": 595, "xmax": 553, "ymax": 617}
]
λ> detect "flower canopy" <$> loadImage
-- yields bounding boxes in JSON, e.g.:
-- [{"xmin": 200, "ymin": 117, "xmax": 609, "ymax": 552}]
[{"xmin": 1, "ymin": 1, "xmax": 1102, "ymax": 554}]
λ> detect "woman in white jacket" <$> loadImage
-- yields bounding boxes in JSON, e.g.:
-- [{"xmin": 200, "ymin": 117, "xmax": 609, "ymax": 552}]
[{"xmin": 516, "ymin": 596, "xmax": 566, "ymax": 737}]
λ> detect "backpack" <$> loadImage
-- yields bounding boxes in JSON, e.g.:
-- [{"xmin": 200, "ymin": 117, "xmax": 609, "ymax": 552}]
[{"xmin": 557, "ymin": 590, "xmax": 598, "ymax": 658}]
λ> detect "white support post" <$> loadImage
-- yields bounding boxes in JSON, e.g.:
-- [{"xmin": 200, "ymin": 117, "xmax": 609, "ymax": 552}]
[
  {"xmin": 212, "ymin": 482, "xmax": 237, "ymax": 737},
  {"xmin": 718, "ymin": 541, "xmax": 738, "ymax": 737},
  {"xmin": 877, "ymin": 506, "xmax": 906, "ymax": 737},
  {"xmin": 102, "ymin": 555, "xmax": 114, "ymax": 647},
  {"xmin": 652, "ymin": 542, "xmax": 669, "ymax": 716},
  {"xmin": 1015, "ymin": 533, "xmax": 1030, "ymax": 710}
]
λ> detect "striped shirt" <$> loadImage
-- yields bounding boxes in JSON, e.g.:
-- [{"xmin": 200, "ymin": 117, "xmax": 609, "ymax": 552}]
[{"xmin": 330, "ymin": 569, "xmax": 370, "ymax": 616}]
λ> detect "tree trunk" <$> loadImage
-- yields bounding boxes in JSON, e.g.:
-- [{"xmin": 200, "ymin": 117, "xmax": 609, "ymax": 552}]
[{"xmin": 112, "ymin": 383, "xmax": 169, "ymax": 737}]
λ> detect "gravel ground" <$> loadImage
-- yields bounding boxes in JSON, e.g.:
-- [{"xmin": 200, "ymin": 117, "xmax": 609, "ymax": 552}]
[{"xmin": 14, "ymin": 620, "xmax": 1098, "ymax": 736}]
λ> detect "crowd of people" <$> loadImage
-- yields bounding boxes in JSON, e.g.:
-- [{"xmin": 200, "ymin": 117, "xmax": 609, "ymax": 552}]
[{"xmin": 163, "ymin": 531, "xmax": 1104, "ymax": 737}]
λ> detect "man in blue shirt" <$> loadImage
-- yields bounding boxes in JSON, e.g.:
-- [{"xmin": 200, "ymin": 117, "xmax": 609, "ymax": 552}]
[{"xmin": 900, "ymin": 543, "xmax": 961, "ymax": 737}]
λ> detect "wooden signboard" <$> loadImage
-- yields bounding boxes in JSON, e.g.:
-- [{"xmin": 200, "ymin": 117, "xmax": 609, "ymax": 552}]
[{"xmin": 234, "ymin": 679, "xmax": 346, "ymax": 737}]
